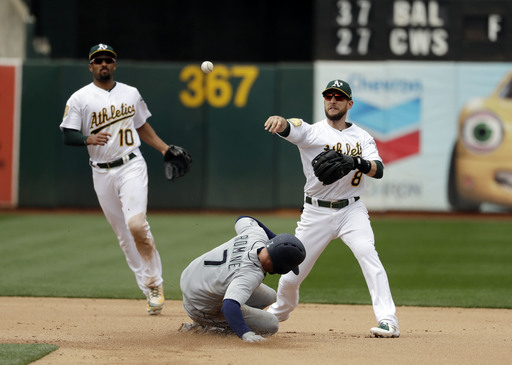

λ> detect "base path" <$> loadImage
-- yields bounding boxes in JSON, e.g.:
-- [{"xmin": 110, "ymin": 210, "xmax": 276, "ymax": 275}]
[{"xmin": 1, "ymin": 297, "xmax": 510, "ymax": 364}]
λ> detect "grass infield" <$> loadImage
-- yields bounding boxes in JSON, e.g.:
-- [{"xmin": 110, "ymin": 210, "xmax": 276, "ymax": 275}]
[{"xmin": 1, "ymin": 211, "xmax": 511, "ymax": 308}]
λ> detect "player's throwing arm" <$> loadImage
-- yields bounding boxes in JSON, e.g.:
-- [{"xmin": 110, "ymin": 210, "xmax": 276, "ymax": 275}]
[{"xmin": 264, "ymin": 116, "xmax": 288, "ymax": 135}]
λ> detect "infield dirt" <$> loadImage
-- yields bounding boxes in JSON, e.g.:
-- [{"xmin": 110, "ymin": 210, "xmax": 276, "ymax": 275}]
[{"xmin": 1, "ymin": 297, "xmax": 511, "ymax": 364}]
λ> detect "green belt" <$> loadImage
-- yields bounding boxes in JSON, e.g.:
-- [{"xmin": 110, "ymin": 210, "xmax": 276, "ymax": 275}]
[
  {"xmin": 95, "ymin": 153, "xmax": 136, "ymax": 169},
  {"xmin": 305, "ymin": 196, "xmax": 360, "ymax": 209}
]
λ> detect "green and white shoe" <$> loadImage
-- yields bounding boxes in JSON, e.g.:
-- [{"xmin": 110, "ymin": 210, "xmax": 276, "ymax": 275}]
[{"xmin": 370, "ymin": 322, "xmax": 400, "ymax": 338}]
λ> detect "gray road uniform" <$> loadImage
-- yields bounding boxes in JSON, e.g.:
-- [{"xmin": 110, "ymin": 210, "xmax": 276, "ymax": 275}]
[{"xmin": 180, "ymin": 217, "xmax": 279, "ymax": 336}]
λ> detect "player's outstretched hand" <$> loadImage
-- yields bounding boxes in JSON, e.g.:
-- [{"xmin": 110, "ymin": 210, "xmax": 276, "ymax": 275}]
[
  {"xmin": 264, "ymin": 115, "xmax": 287, "ymax": 134},
  {"xmin": 241, "ymin": 331, "xmax": 266, "ymax": 343}
]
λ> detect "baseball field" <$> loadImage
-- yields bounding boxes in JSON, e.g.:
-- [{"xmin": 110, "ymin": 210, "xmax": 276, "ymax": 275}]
[{"xmin": 1, "ymin": 210, "xmax": 511, "ymax": 364}]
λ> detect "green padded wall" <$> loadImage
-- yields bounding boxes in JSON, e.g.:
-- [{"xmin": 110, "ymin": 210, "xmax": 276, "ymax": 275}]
[{"xmin": 18, "ymin": 61, "xmax": 313, "ymax": 209}]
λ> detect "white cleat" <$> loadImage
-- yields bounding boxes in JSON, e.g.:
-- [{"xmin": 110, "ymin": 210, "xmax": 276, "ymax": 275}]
[
  {"xmin": 370, "ymin": 322, "xmax": 400, "ymax": 338},
  {"xmin": 147, "ymin": 285, "xmax": 164, "ymax": 315}
]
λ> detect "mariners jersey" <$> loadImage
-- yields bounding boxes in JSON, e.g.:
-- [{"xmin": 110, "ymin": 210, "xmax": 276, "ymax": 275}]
[
  {"xmin": 59, "ymin": 82, "xmax": 151, "ymax": 163},
  {"xmin": 282, "ymin": 118, "xmax": 382, "ymax": 200},
  {"xmin": 180, "ymin": 217, "xmax": 268, "ymax": 315}
]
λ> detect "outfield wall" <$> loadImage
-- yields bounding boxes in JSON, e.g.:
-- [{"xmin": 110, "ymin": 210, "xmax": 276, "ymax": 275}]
[
  {"xmin": 6, "ymin": 60, "xmax": 512, "ymax": 211},
  {"xmin": 17, "ymin": 61, "xmax": 311, "ymax": 210}
]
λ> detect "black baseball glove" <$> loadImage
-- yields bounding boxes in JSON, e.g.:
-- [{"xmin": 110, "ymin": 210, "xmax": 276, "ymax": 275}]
[
  {"xmin": 312, "ymin": 150, "xmax": 355, "ymax": 185},
  {"xmin": 164, "ymin": 145, "xmax": 192, "ymax": 181}
]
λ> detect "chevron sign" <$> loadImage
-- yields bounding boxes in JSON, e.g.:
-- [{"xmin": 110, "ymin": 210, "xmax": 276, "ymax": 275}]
[{"xmin": 350, "ymin": 97, "xmax": 421, "ymax": 164}]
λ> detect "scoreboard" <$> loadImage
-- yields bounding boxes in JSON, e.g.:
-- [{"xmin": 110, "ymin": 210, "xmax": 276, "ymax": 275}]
[{"xmin": 314, "ymin": 0, "xmax": 511, "ymax": 61}]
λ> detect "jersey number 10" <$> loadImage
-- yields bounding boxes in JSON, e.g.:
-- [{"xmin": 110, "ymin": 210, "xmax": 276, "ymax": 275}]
[{"xmin": 118, "ymin": 129, "xmax": 134, "ymax": 146}]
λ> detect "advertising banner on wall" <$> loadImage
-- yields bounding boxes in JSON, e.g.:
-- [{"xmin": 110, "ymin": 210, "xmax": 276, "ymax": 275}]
[
  {"xmin": 0, "ymin": 60, "xmax": 21, "ymax": 207},
  {"xmin": 314, "ymin": 61, "xmax": 512, "ymax": 212}
]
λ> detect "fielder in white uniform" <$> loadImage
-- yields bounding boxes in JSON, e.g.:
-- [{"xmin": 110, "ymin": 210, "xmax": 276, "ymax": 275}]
[
  {"xmin": 59, "ymin": 43, "xmax": 174, "ymax": 315},
  {"xmin": 264, "ymin": 79, "xmax": 400, "ymax": 338},
  {"xmin": 180, "ymin": 216, "xmax": 306, "ymax": 343}
]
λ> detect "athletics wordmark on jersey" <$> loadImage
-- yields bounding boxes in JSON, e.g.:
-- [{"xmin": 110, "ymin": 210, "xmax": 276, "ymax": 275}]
[
  {"xmin": 90, "ymin": 103, "xmax": 136, "ymax": 134},
  {"xmin": 325, "ymin": 141, "xmax": 362, "ymax": 157}
]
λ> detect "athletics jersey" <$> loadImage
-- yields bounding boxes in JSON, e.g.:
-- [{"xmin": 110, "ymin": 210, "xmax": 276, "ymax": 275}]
[
  {"xmin": 59, "ymin": 82, "xmax": 151, "ymax": 163},
  {"xmin": 282, "ymin": 118, "xmax": 382, "ymax": 201},
  {"xmin": 180, "ymin": 217, "xmax": 268, "ymax": 315}
]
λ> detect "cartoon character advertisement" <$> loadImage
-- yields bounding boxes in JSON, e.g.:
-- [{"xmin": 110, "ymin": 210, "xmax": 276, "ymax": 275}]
[{"xmin": 314, "ymin": 61, "xmax": 512, "ymax": 212}]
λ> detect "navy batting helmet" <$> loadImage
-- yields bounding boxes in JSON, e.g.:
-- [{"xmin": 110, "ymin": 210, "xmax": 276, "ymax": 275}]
[{"xmin": 266, "ymin": 233, "xmax": 306, "ymax": 275}]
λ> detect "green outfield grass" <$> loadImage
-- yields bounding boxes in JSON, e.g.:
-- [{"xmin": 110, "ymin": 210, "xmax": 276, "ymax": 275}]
[
  {"xmin": 1, "ymin": 211, "xmax": 511, "ymax": 308},
  {"xmin": 0, "ymin": 344, "xmax": 58, "ymax": 365}
]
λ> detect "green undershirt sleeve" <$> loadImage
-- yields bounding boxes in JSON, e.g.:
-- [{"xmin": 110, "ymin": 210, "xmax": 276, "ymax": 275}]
[
  {"xmin": 373, "ymin": 160, "xmax": 384, "ymax": 179},
  {"xmin": 62, "ymin": 128, "xmax": 88, "ymax": 146},
  {"xmin": 277, "ymin": 121, "xmax": 291, "ymax": 137}
]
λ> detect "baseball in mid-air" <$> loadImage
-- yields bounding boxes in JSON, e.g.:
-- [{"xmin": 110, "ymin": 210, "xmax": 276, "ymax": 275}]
[{"xmin": 201, "ymin": 61, "xmax": 214, "ymax": 74}]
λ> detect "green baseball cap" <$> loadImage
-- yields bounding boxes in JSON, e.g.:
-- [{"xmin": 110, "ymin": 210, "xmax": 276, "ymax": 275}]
[
  {"xmin": 322, "ymin": 80, "xmax": 352, "ymax": 100},
  {"xmin": 88, "ymin": 43, "xmax": 117, "ymax": 60}
]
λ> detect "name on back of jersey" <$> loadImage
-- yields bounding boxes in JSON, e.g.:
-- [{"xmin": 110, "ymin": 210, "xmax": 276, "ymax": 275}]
[{"xmin": 229, "ymin": 235, "xmax": 249, "ymax": 270}]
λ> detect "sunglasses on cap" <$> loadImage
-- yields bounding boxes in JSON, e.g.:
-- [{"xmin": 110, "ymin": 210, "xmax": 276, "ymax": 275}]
[
  {"xmin": 90, "ymin": 57, "xmax": 116, "ymax": 65},
  {"xmin": 323, "ymin": 93, "xmax": 347, "ymax": 102}
]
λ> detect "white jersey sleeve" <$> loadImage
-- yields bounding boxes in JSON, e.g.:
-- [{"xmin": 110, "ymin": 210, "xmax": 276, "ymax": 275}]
[
  {"xmin": 60, "ymin": 82, "xmax": 152, "ymax": 163},
  {"xmin": 280, "ymin": 118, "xmax": 382, "ymax": 200},
  {"xmin": 60, "ymin": 92, "xmax": 85, "ymax": 132}
]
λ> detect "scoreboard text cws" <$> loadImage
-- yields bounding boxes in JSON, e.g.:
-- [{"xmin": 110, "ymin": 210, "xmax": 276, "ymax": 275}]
[{"xmin": 315, "ymin": 0, "xmax": 511, "ymax": 61}]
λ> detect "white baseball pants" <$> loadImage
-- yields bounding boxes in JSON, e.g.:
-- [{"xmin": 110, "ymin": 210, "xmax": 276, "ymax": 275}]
[
  {"xmin": 92, "ymin": 155, "xmax": 163, "ymax": 299},
  {"xmin": 268, "ymin": 199, "xmax": 398, "ymax": 328}
]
